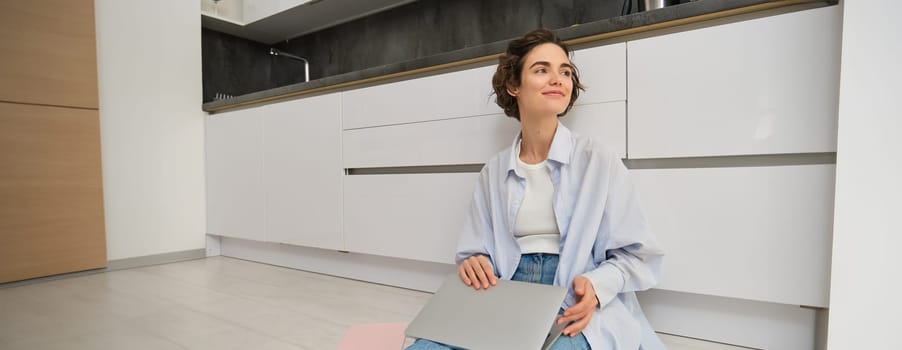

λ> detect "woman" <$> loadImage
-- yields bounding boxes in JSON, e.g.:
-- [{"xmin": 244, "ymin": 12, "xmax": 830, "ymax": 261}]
[{"xmin": 408, "ymin": 28, "xmax": 665, "ymax": 350}]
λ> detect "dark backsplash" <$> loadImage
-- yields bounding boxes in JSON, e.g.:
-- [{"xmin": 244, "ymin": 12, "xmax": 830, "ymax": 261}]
[{"xmin": 202, "ymin": 0, "xmax": 635, "ymax": 102}]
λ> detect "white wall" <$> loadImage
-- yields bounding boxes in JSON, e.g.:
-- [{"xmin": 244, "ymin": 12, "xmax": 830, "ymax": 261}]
[
  {"xmin": 95, "ymin": 0, "xmax": 207, "ymax": 260},
  {"xmin": 828, "ymin": 1, "xmax": 902, "ymax": 349}
]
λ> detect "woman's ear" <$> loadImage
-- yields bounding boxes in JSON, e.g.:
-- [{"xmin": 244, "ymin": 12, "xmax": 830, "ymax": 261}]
[{"xmin": 507, "ymin": 84, "xmax": 518, "ymax": 97}]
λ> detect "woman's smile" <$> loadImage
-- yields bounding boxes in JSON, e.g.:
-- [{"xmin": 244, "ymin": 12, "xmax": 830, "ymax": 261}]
[{"xmin": 542, "ymin": 89, "xmax": 566, "ymax": 98}]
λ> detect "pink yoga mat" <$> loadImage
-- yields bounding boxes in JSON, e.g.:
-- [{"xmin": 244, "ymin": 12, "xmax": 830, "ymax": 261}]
[{"xmin": 336, "ymin": 323, "xmax": 408, "ymax": 350}]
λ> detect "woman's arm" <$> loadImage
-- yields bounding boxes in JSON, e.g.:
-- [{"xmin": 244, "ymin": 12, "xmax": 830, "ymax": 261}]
[
  {"xmin": 455, "ymin": 168, "xmax": 499, "ymax": 290},
  {"xmin": 582, "ymin": 156, "xmax": 665, "ymax": 308}
]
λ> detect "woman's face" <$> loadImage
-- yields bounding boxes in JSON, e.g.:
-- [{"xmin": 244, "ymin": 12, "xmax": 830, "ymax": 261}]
[{"xmin": 510, "ymin": 43, "xmax": 574, "ymax": 121}]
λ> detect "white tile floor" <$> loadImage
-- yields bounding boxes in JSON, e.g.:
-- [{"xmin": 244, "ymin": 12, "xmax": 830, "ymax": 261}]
[{"xmin": 0, "ymin": 257, "xmax": 746, "ymax": 350}]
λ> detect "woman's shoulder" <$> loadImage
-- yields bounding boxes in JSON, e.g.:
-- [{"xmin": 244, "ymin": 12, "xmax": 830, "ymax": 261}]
[{"xmin": 480, "ymin": 146, "xmax": 514, "ymax": 175}]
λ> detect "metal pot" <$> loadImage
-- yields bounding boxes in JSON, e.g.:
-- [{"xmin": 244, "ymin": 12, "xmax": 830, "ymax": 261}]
[{"xmin": 642, "ymin": 0, "xmax": 680, "ymax": 11}]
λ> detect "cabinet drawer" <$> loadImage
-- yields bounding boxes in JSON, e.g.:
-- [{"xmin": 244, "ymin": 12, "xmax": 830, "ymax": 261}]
[
  {"xmin": 343, "ymin": 101, "xmax": 626, "ymax": 168},
  {"xmin": 627, "ymin": 6, "xmax": 841, "ymax": 158},
  {"xmin": 631, "ymin": 164, "xmax": 834, "ymax": 307},
  {"xmin": 341, "ymin": 65, "xmax": 500, "ymax": 130},
  {"xmin": 572, "ymin": 43, "xmax": 626, "ymax": 105},
  {"xmin": 341, "ymin": 43, "xmax": 624, "ymax": 131},
  {"xmin": 566, "ymin": 101, "xmax": 626, "ymax": 158},
  {"xmin": 343, "ymin": 173, "xmax": 479, "ymax": 264},
  {"xmin": 343, "ymin": 114, "xmax": 518, "ymax": 168}
]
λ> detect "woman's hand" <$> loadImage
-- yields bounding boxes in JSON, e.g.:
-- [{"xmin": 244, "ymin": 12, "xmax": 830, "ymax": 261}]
[
  {"xmin": 558, "ymin": 276, "xmax": 599, "ymax": 336},
  {"xmin": 458, "ymin": 255, "xmax": 497, "ymax": 290}
]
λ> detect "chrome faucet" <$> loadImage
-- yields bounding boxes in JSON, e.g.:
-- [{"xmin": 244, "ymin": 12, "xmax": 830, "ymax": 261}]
[{"xmin": 269, "ymin": 48, "xmax": 310, "ymax": 83}]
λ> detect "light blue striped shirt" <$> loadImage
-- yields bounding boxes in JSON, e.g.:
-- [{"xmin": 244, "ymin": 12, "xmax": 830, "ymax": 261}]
[{"xmin": 456, "ymin": 123, "xmax": 666, "ymax": 350}]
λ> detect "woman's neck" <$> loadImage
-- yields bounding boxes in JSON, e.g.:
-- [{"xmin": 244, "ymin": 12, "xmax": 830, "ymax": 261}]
[{"xmin": 518, "ymin": 115, "xmax": 558, "ymax": 165}]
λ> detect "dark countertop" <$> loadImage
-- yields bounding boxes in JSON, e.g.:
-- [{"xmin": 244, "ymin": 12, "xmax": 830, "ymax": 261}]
[{"xmin": 203, "ymin": 0, "xmax": 836, "ymax": 113}]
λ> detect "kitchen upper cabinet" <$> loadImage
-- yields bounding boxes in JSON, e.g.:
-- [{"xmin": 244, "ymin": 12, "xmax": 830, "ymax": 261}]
[
  {"xmin": 343, "ymin": 173, "xmax": 478, "ymax": 264},
  {"xmin": 627, "ymin": 6, "xmax": 841, "ymax": 159},
  {"xmin": 264, "ymin": 94, "xmax": 343, "ymax": 250},
  {"xmin": 206, "ymin": 107, "xmax": 265, "ymax": 241},
  {"xmin": 631, "ymin": 164, "xmax": 835, "ymax": 307}
]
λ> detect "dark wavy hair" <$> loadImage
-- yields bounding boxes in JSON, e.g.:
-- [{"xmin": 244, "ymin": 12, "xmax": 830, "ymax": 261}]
[{"xmin": 492, "ymin": 28, "xmax": 585, "ymax": 121}]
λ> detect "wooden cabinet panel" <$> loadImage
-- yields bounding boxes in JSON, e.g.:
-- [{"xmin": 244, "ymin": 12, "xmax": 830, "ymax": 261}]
[
  {"xmin": 0, "ymin": 102, "xmax": 106, "ymax": 283},
  {"xmin": 0, "ymin": 0, "xmax": 98, "ymax": 109}
]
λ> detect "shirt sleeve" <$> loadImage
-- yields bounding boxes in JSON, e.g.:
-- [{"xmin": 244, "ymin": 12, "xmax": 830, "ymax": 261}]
[
  {"xmin": 455, "ymin": 167, "xmax": 494, "ymax": 266},
  {"xmin": 581, "ymin": 155, "xmax": 664, "ymax": 309}
]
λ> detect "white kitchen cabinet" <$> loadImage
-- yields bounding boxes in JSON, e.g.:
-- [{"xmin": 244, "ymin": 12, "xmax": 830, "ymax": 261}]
[
  {"xmin": 343, "ymin": 173, "xmax": 479, "ymax": 264},
  {"xmin": 206, "ymin": 107, "xmax": 265, "ymax": 241},
  {"xmin": 264, "ymin": 93, "xmax": 343, "ymax": 250},
  {"xmin": 343, "ymin": 101, "xmax": 626, "ymax": 169},
  {"xmin": 341, "ymin": 65, "xmax": 501, "ymax": 130},
  {"xmin": 638, "ymin": 289, "xmax": 818, "ymax": 350},
  {"xmin": 627, "ymin": 5, "xmax": 841, "ymax": 158},
  {"xmin": 565, "ymin": 101, "xmax": 626, "ymax": 158},
  {"xmin": 631, "ymin": 164, "xmax": 835, "ymax": 307},
  {"xmin": 341, "ymin": 43, "xmax": 625, "ymax": 131},
  {"xmin": 572, "ymin": 43, "xmax": 626, "ymax": 105},
  {"xmin": 342, "ymin": 114, "xmax": 519, "ymax": 168}
]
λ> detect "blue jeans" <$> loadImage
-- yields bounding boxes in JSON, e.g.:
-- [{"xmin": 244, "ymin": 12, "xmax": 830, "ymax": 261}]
[{"xmin": 406, "ymin": 254, "xmax": 591, "ymax": 350}]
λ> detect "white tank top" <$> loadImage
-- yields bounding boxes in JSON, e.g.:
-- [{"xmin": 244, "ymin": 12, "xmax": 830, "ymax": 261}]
[{"xmin": 513, "ymin": 145, "xmax": 561, "ymax": 254}]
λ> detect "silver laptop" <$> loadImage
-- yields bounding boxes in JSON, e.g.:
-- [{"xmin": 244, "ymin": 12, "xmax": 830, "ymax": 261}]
[{"xmin": 405, "ymin": 273, "xmax": 569, "ymax": 350}]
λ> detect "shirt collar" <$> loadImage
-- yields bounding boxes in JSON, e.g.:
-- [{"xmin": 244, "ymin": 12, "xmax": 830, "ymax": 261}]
[{"xmin": 506, "ymin": 122, "xmax": 573, "ymax": 177}]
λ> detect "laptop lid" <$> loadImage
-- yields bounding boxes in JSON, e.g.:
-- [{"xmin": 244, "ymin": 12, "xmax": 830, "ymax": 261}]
[{"xmin": 406, "ymin": 273, "xmax": 567, "ymax": 350}]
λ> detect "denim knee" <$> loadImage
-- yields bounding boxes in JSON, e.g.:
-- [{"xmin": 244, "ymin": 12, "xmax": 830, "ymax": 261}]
[
  {"xmin": 548, "ymin": 332, "xmax": 591, "ymax": 350},
  {"xmin": 405, "ymin": 338, "xmax": 457, "ymax": 350}
]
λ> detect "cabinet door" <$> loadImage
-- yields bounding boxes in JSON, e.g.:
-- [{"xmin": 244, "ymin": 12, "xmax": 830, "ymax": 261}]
[
  {"xmin": 206, "ymin": 108, "xmax": 265, "ymax": 241},
  {"xmin": 0, "ymin": 0, "xmax": 98, "ymax": 109},
  {"xmin": 344, "ymin": 173, "xmax": 478, "ymax": 264},
  {"xmin": 627, "ymin": 6, "xmax": 841, "ymax": 158},
  {"xmin": 0, "ymin": 102, "xmax": 106, "ymax": 283},
  {"xmin": 342, "ymin": 114, "xmax": 520, "ymax": 169},
  {"xmin": 572, "ymin": 43, "xmax": 626, "ymax": 105},
  {"xmin": 343, "ymin": 101, "xmax": 626, "ymax": 169},
  {"xmin": 631, "ymin": 164, "xmax": 835, "ymax": 307},
  {"xmin": 264, "ymin": 94, "xmax": 343, "ymax": 250},
  {"xmin": 565, "ymin": 101, "xmax": 627, "ymax": 158},
  {"xmin": 341, "ymin": 65, "xmax": 500, "ymax": 130}
]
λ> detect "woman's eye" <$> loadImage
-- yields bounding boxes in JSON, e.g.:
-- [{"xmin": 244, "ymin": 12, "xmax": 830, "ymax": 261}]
[
  {"xmin": 536, "ymin": 68, "xmax": 546, "ymax": 73},
  {"xmin": 562, "ymin": 70, "xmax": 572, "ymax": 77}
]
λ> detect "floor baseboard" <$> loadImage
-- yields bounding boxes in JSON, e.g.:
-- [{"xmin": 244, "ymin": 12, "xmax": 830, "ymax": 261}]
[{"xmin": 0, "ymin": 248, "xmax": 206, "ymax": 289}]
